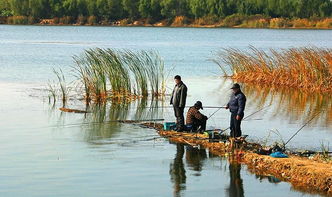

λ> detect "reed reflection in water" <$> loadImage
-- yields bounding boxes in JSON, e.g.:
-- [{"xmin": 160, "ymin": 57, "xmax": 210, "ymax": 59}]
[
  {"xmin": 242, "ymin": 83, "xmax": 332, "ymax": 127},
  {"xmin": 73, "ymin": 98, "xmax": 164, "ymax": 142}
]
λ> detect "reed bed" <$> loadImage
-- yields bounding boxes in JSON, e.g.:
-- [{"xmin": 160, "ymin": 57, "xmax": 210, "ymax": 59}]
[
  {"xmin": 213, "ymin": 46, "xmax": 332, "ymax": 92},
  {"xmin": 67, "ymin": 48, "xmax": 165, "ymax": 103}
]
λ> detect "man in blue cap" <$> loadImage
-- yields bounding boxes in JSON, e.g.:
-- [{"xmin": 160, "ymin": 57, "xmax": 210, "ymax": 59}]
[{"xmin": 226, "ymin": 83, "xmax": 246, "ymax": 137}]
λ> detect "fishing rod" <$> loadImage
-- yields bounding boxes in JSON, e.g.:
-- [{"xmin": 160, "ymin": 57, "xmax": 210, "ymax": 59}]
[
  {"xmin": 284, "ymin": 111, "xmax": 321, "ymax": 146},
  {"xmin": 56, "ymin": 118, "xmax": 165, "ymax": 128},
  {"xmin": 208, "ymin": 106, "xmax": 227, "ymax": 119},
  {"xmin": 143, "ymin": 106, "xmax": 229, "ymax": 109},
  {"xmin": 8, "ymin": 118, "xmax": 165, "ymax": 131},
  {"xmin": 222, "ymin": 103, "xmax": 272, "ymax": 131}
]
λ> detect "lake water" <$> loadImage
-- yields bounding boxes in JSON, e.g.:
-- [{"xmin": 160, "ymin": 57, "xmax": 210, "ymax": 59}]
[{"xmin": 0, "ymin": 25, "xmax": 331, "ymax": 197}]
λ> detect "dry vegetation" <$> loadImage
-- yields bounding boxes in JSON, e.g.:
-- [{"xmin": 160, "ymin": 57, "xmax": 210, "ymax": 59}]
[
  {"xmin": 5, "ymin": 15, "xmax": 332, "ymax": 29},
  {"xmin": 214, "ymin": 46, "xmax": 332, "ymax": 92}
]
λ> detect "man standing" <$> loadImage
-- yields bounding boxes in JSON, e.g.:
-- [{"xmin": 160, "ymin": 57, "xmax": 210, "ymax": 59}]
[
  {"xmin": 226, "ymin": 83, "xmax": 246, "ymax": 137},
  {"xmin": 186, "ymin": 101, "xmax": 208, "ymax": 132},
  {"xmin": 170, "ymin": 75, "xmax": 187, "ymax": 132}
]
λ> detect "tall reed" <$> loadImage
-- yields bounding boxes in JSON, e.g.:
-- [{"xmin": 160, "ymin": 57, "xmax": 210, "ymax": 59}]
[
  {"xmin": 53, "ymin": 68, "xmax": 70, "ymax": 104},
  {"xmin": 71, "ymin": 48, "xmax": 166, "ymax": 103},
  {"xmin": 213, "ymin": 46, "xmax": 332, "ymax": 92}
]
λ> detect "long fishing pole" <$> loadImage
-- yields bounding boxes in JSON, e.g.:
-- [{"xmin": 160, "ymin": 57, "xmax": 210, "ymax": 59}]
[
  {"xmin": 144, "ymin": 106, "xmax": 229, "ymax": 109},
  {"xmin": 7, "ymin": 118, "xmax": 165, "ymax": 131},
  {"xmin": 284, "ymin": 111, "xmax": 321, "ymax": 146},
  {"xmin": 222, "ymin": 103, "xmax": 272, "ymax": 131},
  {"xmin": 208, "ymin": 106, "xmax": 227, "ymax": 119}
]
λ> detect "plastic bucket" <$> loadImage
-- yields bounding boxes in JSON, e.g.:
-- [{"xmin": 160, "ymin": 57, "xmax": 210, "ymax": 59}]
[{"xmin": 164, "ymin": 122, "xmax": 176, "ymax": 131}]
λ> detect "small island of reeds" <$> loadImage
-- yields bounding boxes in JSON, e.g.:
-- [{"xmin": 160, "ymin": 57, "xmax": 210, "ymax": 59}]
[
  {"xmin": 48, "ymin": 48, "xmax": 166, "ymax": 104},
  {"xmin": 213, "ymin": 46, "xmax": 332, "ymax": 92}
]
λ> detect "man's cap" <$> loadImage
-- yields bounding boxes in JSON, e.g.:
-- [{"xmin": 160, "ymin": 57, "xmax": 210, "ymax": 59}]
[
  {"xmin": 231, "ymin": 83, "xmax": 241, "ymax": 89},
  {"xmin": 174, "ymin": 75, "xmax": 181, "ymax": 80},
  {"xmin": 194, "ymin": 101, "xmax": 203, "ymax": 110}
]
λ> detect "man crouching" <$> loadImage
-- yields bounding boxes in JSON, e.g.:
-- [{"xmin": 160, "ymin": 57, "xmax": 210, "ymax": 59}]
[{"xmin": 186, "ymin": 101, "xmax": 208, "ymax": 132}]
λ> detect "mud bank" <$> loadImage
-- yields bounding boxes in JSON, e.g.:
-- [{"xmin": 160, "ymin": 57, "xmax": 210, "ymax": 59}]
[{"xmin": 143, "ymin": 123, "xmax": 332, "ymax": 196}]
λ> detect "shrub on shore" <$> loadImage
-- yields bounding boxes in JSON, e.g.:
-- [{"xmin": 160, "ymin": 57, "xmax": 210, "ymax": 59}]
[
  {"xmin": 86, "ymin": 16, "xmax": 97, "ymax": 25},
  {"xmin": 76, "ymin": 15, "xmax": 86, "ymax": 25},
  {"xmin": 59, "ymin": 16, "xmax": 74, "ymax": 25},
  {"xmin": 193, "ymin": 16, "xmax": 220, "ymax": 26},
  {"xmin": 222, "ymin": 14, "xmax": 246, "ymax": 27},
  {"xmin": 315, "ymin": 18, "xmax": 332, "ymax": 28},
  {"xmin": 292, "ymin": 18, "xmax": 313, "ymax": 28},
  {"xmin": 7, "ymin": 16, "xmax": 28, "ymax": 24},
  {"xmin": 269, "ymin": 18, "xmax": 290, "ymax": 28},
  {"xmin": 171, "ymin": 16, "xmax": 190, "ymax": 27}
]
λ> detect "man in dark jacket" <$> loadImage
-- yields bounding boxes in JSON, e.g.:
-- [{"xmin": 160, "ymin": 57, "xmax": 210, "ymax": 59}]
[
  {"xmin": 186, "ymin": 101, "xmax": 208, "ymax": 132},
  {"xmin": 170, "ymin": 75, "xmax": 187, "ymax": 131},
  {"xmin": 226, "ymin": 83, "xmax": 246, "ymax": 137}
]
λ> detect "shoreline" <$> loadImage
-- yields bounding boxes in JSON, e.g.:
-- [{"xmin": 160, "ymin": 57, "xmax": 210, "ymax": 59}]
[
  {"xmin": 142, "ymin": 123, "xmax": 332, "ymax": 196},
  {"xmin": 1, "ymin": 23, "xmax": 332, "ymax": 30},
  {"xmin": 1, "ymin": 16, "xmax": 332, "ymax": 30}
]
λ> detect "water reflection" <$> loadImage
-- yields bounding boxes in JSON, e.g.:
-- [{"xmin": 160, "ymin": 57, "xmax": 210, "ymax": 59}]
[
  {"xmin": 170, "ymin": 145, "xmax": 247, "ymax": 197},
  {"xmin": 83, "ymin": 102, "xmax": 130, "ymax": 140},
  {"xmin": 169, "ymin": 145, "xmax": 208, "ymax": 197},
  {"xmin": 79, "ymin": 98, "xmax": 164, "ymax": 141},
  {"xmin": 170, "ymin": 144, "xmax": 186, "ymax": 197},
  {"xmin": 226, "ymin": 159, "xmax": 244, "ymax": 197},
  {"xmin": 185, "ymin": 146, "xmax": 207, "ymax": 175},
  {"xmin": 241, "ymin": 83, "xmax": 332, "ymax": 127},
  {"xmin": 255, "ymin": 174, "xmax": 281, "ymax": 184}
]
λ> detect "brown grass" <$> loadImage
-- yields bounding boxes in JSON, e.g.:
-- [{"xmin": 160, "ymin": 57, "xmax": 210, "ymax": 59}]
[
  {"xmin": 171, "ymin": 16, "xmax": 190, "ymax": 27},
  {"xmin": 214, "ymin": 46, "xmax": 332, "ymax": 92}
]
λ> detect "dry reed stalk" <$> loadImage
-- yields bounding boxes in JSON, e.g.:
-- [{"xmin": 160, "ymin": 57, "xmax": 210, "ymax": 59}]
[{"xmin": 214, "ymin": 46, "xmax": 332, "ymax": 93}]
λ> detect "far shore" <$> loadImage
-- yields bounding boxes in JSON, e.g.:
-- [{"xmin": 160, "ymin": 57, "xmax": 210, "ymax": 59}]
[
  {"xmin": 1, "ymin": 16, "xmax": 332, "ymax": 30},
  {"xmin": 2, "ymin": 23, "xmax": 332, "ymax": 30}
]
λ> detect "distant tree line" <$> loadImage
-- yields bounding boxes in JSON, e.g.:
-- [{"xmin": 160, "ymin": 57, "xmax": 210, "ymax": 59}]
[{"xmin": 0, "ymin": 0, "xmax": 332, "ymax": 22}]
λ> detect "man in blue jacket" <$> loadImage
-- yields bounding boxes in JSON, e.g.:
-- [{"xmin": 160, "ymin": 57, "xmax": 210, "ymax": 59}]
[{"xmin": 226, "ymin": 83, "xmax": 246, "ymax": 137}]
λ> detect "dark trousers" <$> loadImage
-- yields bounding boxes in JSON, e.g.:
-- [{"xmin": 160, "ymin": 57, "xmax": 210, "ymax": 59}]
[
  {"xmin": 192, "ymin": 119, "xmax": 207, "ymax": 132},
  {"xmin": 230, "ymin": 113, "xmax": 243, "ymax": 137},
  {"xmin": 173, "ymin": 106, "xmax": 185, "ymax": 130}
]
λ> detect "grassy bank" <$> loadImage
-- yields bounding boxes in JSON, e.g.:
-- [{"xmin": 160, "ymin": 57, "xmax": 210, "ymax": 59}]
[
  {"xmin": 2, "ymin": 15, "xmax": 332, "ymax": 29},
  {"xmin": 214, "ymin": 47, "xmax": 332, "ymax": 92}
]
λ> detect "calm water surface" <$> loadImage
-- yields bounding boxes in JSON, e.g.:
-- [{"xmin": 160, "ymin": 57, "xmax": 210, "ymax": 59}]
[{"xmin": 0, "ymin": 25, "xmax": 331, "ymax": 196}]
